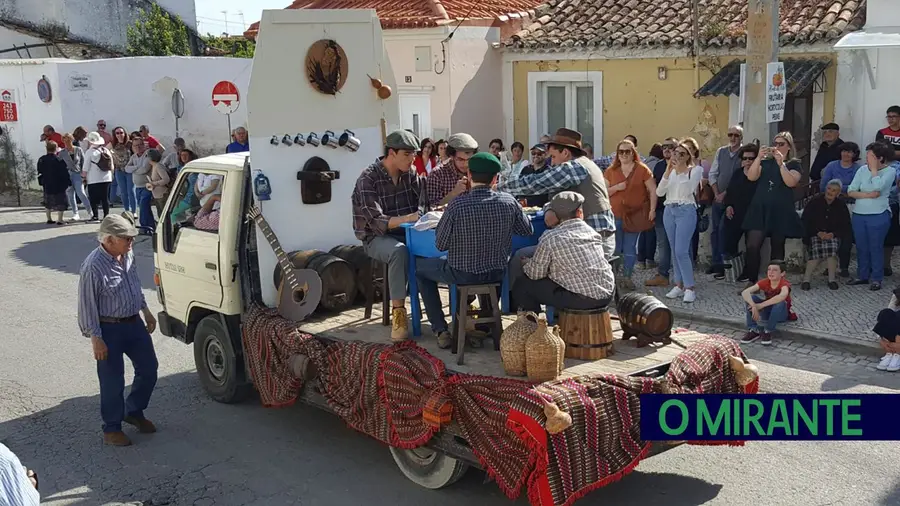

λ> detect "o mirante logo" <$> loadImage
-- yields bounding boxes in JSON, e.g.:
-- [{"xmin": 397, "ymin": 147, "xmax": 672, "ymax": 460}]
[{"xmin": 640, "ymin": 394, "xmax": 896, "ymax": 441}]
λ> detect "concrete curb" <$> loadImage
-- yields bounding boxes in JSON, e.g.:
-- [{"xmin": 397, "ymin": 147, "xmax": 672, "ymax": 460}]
[{"xmin": 666, "ymin": 306, "xmax": 883, "ymax": 357}]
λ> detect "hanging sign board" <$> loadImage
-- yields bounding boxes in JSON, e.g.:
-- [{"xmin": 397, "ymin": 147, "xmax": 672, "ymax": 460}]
[
  {"xmin": 765, "ymin": 62, "xmax": 786, "ymax": 124},
  {"xmin": 212, "ymin": 80, "xmax": 240, "ymax": 114},
  {"xmin": 0, "ymin": 89, "xmax": 18, "ymax": 122}
]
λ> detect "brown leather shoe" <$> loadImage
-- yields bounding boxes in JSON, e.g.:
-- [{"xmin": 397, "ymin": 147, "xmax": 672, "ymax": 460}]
[
  {"xmin": 644, "ymin": 274, "xmax": 670, "ymax": 287},
  {"xmin": 104, "ymin": 431, "xmax": 133, "ymax": 446},
  {"xmin": 124, "ymin": 416, "xmax": 157, "ymax": 434}
]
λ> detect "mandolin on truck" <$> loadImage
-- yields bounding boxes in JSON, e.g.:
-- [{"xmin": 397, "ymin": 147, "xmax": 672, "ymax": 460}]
[{"xmin": 151, "ymin": 9, "xmax": 759, "ymax": 505}]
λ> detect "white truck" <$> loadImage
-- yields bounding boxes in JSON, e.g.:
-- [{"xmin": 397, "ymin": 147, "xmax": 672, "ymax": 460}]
[{"xmin": 152, "ymin": 8, "xmax": 693, "ymax": 498}]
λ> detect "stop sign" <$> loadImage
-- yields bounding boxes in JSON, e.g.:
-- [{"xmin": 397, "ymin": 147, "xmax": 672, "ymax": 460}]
[{"xmin": 212, "ymin": 81, "xmax": 240, "ymax": 114}]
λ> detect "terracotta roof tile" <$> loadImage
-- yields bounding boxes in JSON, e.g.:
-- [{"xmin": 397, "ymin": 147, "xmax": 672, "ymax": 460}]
[
  {"xmin": 505, "ymin": 0, "xmax": 866, "ymax": 50},
  {"xmin": 245, "ymin": 0, "xmax": 542, "ymax": 38}
]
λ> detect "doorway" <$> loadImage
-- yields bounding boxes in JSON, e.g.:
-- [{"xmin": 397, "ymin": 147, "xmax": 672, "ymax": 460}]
[
  {"xmin": 398, "ymin": 93, "xmax": 432, "ymax": 140},
  {"xmin": 779, "ymin": 89, "xmax": 813, "ymax": 172}
]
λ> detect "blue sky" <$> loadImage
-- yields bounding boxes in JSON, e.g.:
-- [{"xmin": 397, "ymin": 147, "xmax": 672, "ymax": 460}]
[{"xmin": 194, "ymin": 0, "xmax": 289, "ymax": 36}]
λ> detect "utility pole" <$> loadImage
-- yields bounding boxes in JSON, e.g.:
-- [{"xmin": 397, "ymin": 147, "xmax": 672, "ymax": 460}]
[
  {"xmin": 238, "ymin": 11, "xmax": 246, "ymax": 32},
  {"xmin": 742, "ymin": 0, "xmax": 780, "ymax": 145},
  {"xmin": 221, "ymin": 10, "xmax": 229, "ymax": 36}
]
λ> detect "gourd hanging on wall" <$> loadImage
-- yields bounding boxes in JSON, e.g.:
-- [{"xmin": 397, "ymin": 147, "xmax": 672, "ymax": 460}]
[{"xmin": 305, "ymin": 39, "xmax": 348, "ymax": 95}]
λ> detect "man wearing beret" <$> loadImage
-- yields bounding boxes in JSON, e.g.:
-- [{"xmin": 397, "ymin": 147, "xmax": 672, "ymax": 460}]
[
  {"xmin": 514, "ymin": 191, "xmax": 615, "ymax": 313},
  {"xmin": 352, "ymin": 130, "xmax": 426, "ymax": 342},
  {"xmin": 417, "ymin": 152, "xmax": 533, "ymax": 349},
  {"xmin": 425, "ymin": 133, "xmax": 478, "ymax": 208},
  {"xmin": 811, "ymin": 123, "xmax": 843, "ymax": 183}
]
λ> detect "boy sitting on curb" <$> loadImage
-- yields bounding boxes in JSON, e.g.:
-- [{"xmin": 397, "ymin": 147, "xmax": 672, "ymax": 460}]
[{"xmin": 741, "ymin": 261, "xmax": 795, "ymax": 345}]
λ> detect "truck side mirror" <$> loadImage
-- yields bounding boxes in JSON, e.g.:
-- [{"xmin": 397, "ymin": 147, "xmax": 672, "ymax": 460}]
[{"xmin": 162, "ymin": 215, "xmax": 176, "ymax": 254}]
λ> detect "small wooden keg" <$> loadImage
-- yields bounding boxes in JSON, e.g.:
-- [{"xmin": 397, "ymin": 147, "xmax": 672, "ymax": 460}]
[
  {"xmin": 273, "ymin": 250, "xmax": 356, "ymax": 312},
  {"xmin": 558, "ymin": 308, "xmax": 614, "ymax": 360},
  {"xmin": 616, "ymin": 293, "xmax": 674, "ymax": 347}
]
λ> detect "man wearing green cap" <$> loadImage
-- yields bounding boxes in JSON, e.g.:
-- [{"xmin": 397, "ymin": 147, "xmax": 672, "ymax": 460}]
[
  {"xmin": 352, "ymin": 129, "xmax": 426, "ymax": 342},
  {"xmin": 416, "ymin": 152, "xmax": 533, "ymax": 349}
]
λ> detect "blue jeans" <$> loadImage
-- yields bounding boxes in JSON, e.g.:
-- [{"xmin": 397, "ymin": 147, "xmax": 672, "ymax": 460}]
[
  {"xmin": 97, "ymin": 320, "xmax": 158, "ymax": 433},
  {"xmin": 115, "ymin": 170, "xmax": 136, "ymax": 213},
  {"xmin": 655, "ymin": 210, "xmax": 671, "ymax": 277},
  {"xmin": 664, "ymin": 204, "xmax": 698, "ymax": 287},
  {"xmin": 614, "ymin": 218, "xmax": 640, "ymax": 276},
  {"xmin": 852, "ymin": 211, "xmax": 891, "ymax": 282},
  {"xmin": 66, "ymin": 171, "xmax": 91, "ymax": 216},
  {"xmin": 638, "ymin": 226, "xmax": 656, "ymax": 263},
  {"xmin": 746, "ymin": 294, "xmax": 788, "ymax": 333},
  {"xmin": 415, "ymin": 257, "xmax": 504, "ymax": 333},
  {"xmin": 109, "ymin": 174, "xmax": 120, "ymax": 204},
  {"xmin": 135, "ymin": 187, "xmax": 156, "ymax": 231},
  {"xmin": 710, "ymin": 202, "xmax": 727, "ymax": 265}
]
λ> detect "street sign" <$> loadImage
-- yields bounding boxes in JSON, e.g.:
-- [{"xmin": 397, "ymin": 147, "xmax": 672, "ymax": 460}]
[
  {"xmin": 212, "ymin": 81, "xmax": 240, "ymax": 114},
  {"xmin": 172, "ymin": 88, "xmax": 185, "ymax": 118},
  {"xmin": 0, "ymin": 89, "xmax": 18, "ymax": 122},
  {"xmin": 765, "ymin": 62, "xmax": 786, "ymax": 123}
]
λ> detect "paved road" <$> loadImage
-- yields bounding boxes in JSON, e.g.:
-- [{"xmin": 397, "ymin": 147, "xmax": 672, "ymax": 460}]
[{"xmin": 0, "ymin": 207, "xmax": 898, "ymax": 506}]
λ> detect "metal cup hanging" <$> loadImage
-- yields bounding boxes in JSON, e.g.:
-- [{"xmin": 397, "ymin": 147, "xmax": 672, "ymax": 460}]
[
  {"xmin": 321, "ymin": 130, "xmax": 339, "ymax": 149},
  {"xmin": 339, "ymin": 129, "xmax": 361, "ymax": 152},
  {"xmin": 270, "ymin": 135, "xmax": 280, "ymax": 146},
  {"xmin": 281, "ymin": 134, "xmax": 293, "ymax": 146},
  {"xmin": 306, "ymin": 132, "xmax": 320, "ymax": 147},
  {"xmin": 293, "ymin": 133, "xmax": 307, "ymax": 146}
]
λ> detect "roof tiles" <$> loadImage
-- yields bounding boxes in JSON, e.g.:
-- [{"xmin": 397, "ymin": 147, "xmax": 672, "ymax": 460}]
[
  {"xmin": 245, "ymin": 0, "xmax": 542, "ymax": 38},
  {"xmin": 505, "ymin": 0, "xmax": 866, "ymax": 50}
]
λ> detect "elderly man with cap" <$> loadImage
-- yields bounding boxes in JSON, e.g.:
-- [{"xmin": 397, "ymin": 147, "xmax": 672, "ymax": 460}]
[
  {"xmin": 425, "ymin": 133, "xmax": 478, "ymax": 208},
  {"xmin": 78, "ymin": 213, "xmax": 159, "ymax": 447},
  {"xmin": 416, "ymin": 152, "xmax": 533, "ymax": 348},
  {"xmin": 810, "ymin": 123, "xmax": 844, "ymax": 183},
  {"xmin": 514, "ymin": 191, "xmax": 615, "ymax": 313},
  {"xmin": 352, "ymin": 130, "xmax": 425, "ymax": 342},
  {"xmin": 498, "ymin": 128, "xmax": 616, "ymax": 305}
]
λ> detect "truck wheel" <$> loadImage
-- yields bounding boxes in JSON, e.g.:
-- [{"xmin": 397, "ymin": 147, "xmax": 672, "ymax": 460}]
[
  {"xmin": 193, "ymin": 315, "xmax": 250, "ymax": 404},
  {"xmin": 389, "ymin": 446, "xmax": 468, "ymax": 489}
]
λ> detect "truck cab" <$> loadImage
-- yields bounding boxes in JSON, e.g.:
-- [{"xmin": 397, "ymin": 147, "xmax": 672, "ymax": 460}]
[{"xmin": 154, "ymin": 152, "xmax": 254, "ymax": 402}]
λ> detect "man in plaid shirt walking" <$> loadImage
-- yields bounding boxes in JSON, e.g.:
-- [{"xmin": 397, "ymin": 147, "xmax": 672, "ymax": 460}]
[
  {"xmin": 514, "ymin": 191, "xmax": 615, "ymax": 312},
  {"xmin": 417, "ymin": 152, "xmax": 533, "ymax": 348}
]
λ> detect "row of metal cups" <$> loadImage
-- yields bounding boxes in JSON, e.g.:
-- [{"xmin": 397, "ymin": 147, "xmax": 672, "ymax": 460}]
[{"xmin": 270, "ymin": 129, "xmax": 361, "ymax": 152}]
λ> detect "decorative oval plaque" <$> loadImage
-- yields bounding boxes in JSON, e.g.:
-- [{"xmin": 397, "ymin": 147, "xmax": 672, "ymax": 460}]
[
  {"xmin": 37, "ymin": 76, "xmax": 52, "ymax": 103},
  {"xmin": 305, "ymin": 39, "xmax": 348, "ymax": 96}
]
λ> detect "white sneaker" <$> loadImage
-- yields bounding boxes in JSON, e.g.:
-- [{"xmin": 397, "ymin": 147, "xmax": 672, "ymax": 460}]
[
  {"xmin": 683, "ymin": 289, "xmax": 696, "ymax": 303},
  {"xmin": 71, "ymin": 213, "xmax": 81, "ymax": 221},
  {"xmin": 666, "ymin": 286, "xmax": 684, "ymax": 299},
  {"xmin": 887, "ymin": 354, "xmax": 900, "ymax": 372},
  {"xmin": 877, "ymin": 353, "xmax": 896, "ymax": 371}
]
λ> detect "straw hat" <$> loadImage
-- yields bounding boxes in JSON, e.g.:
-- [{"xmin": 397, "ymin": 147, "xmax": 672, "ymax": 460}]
[{"xmin": 86, "ymin": 131, "xmax": 106, "ymax": 146}]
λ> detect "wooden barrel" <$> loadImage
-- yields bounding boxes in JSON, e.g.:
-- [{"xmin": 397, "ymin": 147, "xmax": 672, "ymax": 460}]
[
  {"xmin": 273, "ymin": 250, "xmax": 356, "ymax": 312},
  {"xmin": 616, "ymin": 293, "xmax": 674, "ymax": 340},
  {"xmin": 558, "ymin": 308, "xmax": 614, "ymax": 360},
  {"xmin": 329, "ymin": 244, "xmax": 371, "ymax": 301}
]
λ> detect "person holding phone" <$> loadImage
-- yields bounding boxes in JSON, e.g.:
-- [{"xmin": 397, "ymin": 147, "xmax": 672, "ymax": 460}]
[
  {"xmin": 425, "ymin": 133, "xmax": 478, "ymax": 207},
  {"xmin": 740, "ymin": 132, "xmax": 805, "ymax": 283}
]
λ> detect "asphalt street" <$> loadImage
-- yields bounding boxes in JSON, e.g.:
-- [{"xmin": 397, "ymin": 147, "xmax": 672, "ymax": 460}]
[{"xmin": 0, "ymin": 206, "xmax": 898, "ymax": 506}]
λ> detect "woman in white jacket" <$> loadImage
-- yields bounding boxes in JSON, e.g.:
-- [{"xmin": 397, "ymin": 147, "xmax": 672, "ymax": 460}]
[{"xmin": 82, "ymin": 131, "xmax": 114, "ymax": 220}]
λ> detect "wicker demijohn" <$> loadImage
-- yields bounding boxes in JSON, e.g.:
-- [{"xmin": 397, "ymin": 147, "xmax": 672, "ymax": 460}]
[
  {"xmin": 500, "ymin": 311, "xmax": 539, "ymax": 376},
  {"xmin": 525, "ymin": 317, "xmax": 564, "ymax": 383},
  {"xmin": 550, "ymin": 324, "xmax": 566, "ymax": 374}
]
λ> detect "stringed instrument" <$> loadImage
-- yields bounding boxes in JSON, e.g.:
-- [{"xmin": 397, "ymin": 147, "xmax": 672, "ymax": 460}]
[{"xmin": 247, "ymin": 206, "xmax": 323, "ymax": 322}]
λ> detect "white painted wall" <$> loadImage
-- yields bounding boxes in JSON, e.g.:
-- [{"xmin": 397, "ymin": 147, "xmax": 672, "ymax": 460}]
[
  {"xmin": 248, "ymin": 9, "xmax": 401, "ymax": 307},
  {"xmin": 0, "ymin": 56, "xmax": 251, "ymax": 179},
  {"xmin": 834, "ymin": 47, "xmax": 900, "ymax": 147},
  {"xmin": 384, "ymin": 25, "xmax": 503, "ymax": 148}
]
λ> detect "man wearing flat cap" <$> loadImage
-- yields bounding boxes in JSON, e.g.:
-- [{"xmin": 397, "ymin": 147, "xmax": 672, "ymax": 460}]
[
  {"xmin": 417, "ymin": 152, "xmax": 533, "ymax": 349},
  {"xmin": 425, "ymin": 132, "xmax": 478, "ymax": 208},
  {"xmin": 352, "ymin": 129, "xmax": 426, "ymax": 342},
  {"xmin": 810, "ymin": 123, "xmax": 843, "ymax": 183},
  {"xmin": 78, "ymin": 213, "xmax": 159, "ymax": 446},
  {"xmin": 498, "ymin": 128, "xmax": 616, "ymax": 302},
  {"xmin": 514, "ymin": 191, "xmax": 615, "ymax": 313}
]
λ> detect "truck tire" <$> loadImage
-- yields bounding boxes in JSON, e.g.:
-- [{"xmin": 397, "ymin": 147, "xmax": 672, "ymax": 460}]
[
  {"xmin": 388, "ymin": 446, "xmax": 468, "ymax": 489},
  {"xmin": 193, "ymin": 315, "xmax": 251, "ymax": 404}
]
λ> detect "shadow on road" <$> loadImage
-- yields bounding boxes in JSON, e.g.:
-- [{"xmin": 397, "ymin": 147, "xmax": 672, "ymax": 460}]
[
  {"xmin": 0, "ymin": 371, "xmax": 721, "ymax": 506},
  {"xmin": 12, "ymin": 231, "xmax": 157, "ymax": 290}
]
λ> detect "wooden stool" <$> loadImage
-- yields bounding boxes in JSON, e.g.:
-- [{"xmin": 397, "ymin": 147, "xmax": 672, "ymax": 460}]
[
  {"xmin": 558, "ymin": 307, "xmax": 614, "ymax": 360},
  {"xmin": 450, "ymin": 283, "xmax": 503, "ymax": 366},
  {"xmin": 364, "ymin": 259, "xmax": 391, "ymax": 327}
]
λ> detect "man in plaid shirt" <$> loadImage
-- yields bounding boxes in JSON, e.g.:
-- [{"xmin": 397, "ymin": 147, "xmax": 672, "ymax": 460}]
[
  {"xmin": 351, "ymin": 130, "xmax": 424, "ymax": 342},
  {"xmin": 425, "ymin": 133, "xmax": 478, "ymax": 208},
  {"xmin": 514, "ymin": 191, "xmax": 615, "ymax": 312},
  {"xmin": 417, "ymin": 152, "xmax": 533, "ymax": 348}
]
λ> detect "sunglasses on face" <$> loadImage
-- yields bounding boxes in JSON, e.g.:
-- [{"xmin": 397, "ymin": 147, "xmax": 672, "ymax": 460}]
[
  {"xmin": 727, "ymin": 133, "xmax": 741, "ymax": 138},
  {"xmin": 617, "ymin": 149, "xmax": 633, "ymax": 155},
  {"xmin": 676, "ymin": 150, "xmax": 690, "ymax": 157}
]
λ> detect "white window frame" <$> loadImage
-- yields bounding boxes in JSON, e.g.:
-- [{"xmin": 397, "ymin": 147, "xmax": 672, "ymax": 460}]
[{"xmin": 528, "ymin": 71, "xmax": 603, "ymax": 152}]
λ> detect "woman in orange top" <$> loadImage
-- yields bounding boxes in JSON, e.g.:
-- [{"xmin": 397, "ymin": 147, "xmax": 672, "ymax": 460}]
[
  {"xmin": 604, "ymin": 139, "xmax": 658, "ymax": 289},
  {"xmin": 413, "ymin": 137, "xmax": 437, "ymax": 176}
]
